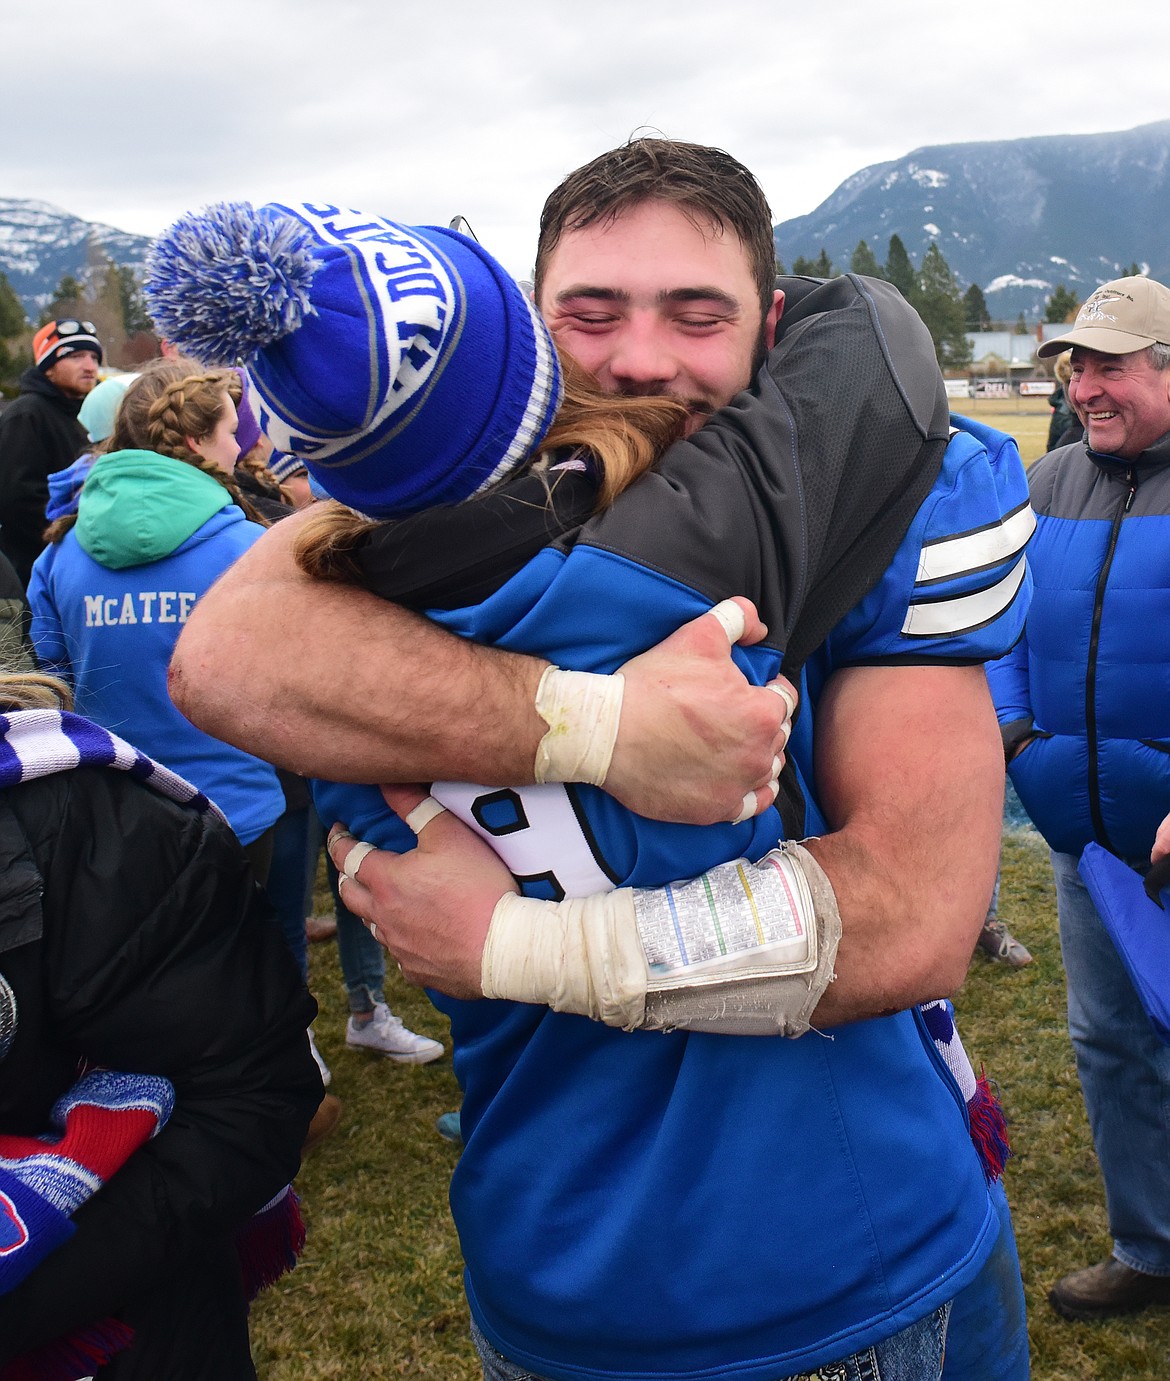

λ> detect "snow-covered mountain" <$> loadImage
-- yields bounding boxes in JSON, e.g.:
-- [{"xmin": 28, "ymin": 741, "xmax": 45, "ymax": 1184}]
[
  {"xmin": 772, "ymin": 119, "xmax": 1170, "ymax": 320},
  {"xmin": 0, "ymin": 199, "xmax": 151, "ymax": 321},
  {"xmin": 5, "ymin": 119, "xmax": 1170, "ymax": 327}
]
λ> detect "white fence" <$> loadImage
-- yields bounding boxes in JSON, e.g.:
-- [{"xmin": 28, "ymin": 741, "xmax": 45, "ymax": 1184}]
[{"xmin": 945, "ymin": 378, "xmax": 1054, "ymax": 399}]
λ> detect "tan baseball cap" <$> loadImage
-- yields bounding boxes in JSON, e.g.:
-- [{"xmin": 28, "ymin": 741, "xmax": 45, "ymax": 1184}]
[{"xmin": 1038, "ymin": 276, "xmax": 1170, "ymax": 357}]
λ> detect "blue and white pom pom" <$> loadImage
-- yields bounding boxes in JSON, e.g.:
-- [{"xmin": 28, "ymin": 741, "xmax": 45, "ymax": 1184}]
[{"xmin": 143, "ymin": 201, "xmax": 318, "ymax": 365}]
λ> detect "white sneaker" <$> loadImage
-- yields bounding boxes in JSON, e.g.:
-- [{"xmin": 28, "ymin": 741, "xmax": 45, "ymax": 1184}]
[
  {"xmin": 307, "ymin": 1026, "xmax": 332, "ymax": 1087},
  {"xmin": 345, "ymin": 1003, "xmax": 444, "ymax": 1065}
]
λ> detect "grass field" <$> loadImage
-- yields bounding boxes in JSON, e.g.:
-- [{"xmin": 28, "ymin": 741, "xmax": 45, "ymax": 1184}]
[
  {"xmin": 250, "ymin": 399, "xmax": 1170, "ymax": 1379},
  {"xmin": 959, "ymin": 395, "xmax": 1056, "ymax": 467}
]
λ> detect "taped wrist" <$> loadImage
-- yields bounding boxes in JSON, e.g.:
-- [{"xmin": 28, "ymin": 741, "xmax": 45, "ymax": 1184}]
[
  {"xmin": 483, "ymin": 890, "xmax": 646, "ymax": 1030},
  {"xmin": 481, "ymin": 842, "xmax": 841, "ymax": 1037},
  {"xmin": 533, "ymin": 666, "xmax": 624, "ymax": 787}
]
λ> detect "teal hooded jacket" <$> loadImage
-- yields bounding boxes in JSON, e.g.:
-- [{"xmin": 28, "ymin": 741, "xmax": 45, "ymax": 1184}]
[{"xmin": 27, "ymin": 449, "xmax": 285, "ymax": 845}]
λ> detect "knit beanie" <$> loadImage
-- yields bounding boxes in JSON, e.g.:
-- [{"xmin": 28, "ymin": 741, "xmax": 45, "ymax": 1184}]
[
  {"xmin": 266, "ymin": 450, "xmax": 307, "ymax": 483},
  {"xmin": 78, "ymin": 373, "xmax": 137, "ymax": 444},
  {"xmin": 143, "ymin": 201, "xmax": 562, "ymax": 518},
  {"xmin": 33, "ymin": 320, "xmax": 104, "ymax": 372}
]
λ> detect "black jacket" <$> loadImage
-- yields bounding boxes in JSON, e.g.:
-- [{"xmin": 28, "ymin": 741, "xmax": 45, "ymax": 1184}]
[
  {"xmin": 0, "ymin": 766, "xmax": 320, "ymax": 1361},
  {"xmin": 0, "ymin": 369, "xmax": 88, "ymax": 586}
]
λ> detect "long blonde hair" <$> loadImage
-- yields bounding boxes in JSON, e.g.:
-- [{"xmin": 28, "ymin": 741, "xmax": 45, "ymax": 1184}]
[
  {"xmin": 294, "ymin": 351, "xmax": 687, "ymax": 583},
  {"xmin": 0, "ymin": 669, "xmax": 72, "ymax": 713}
]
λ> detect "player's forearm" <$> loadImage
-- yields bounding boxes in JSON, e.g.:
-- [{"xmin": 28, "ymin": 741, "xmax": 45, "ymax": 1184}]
[
  {"xmin": 169, "ymin": 512, "xmax": 548, "ymax": 783},
  {"xmin": 801, "ymin": 664, "xmax": 1003, "ymax": 1025},
  {"xmin": 803, "ymin": 820, "xmax": 997, "ymax": 1025}
]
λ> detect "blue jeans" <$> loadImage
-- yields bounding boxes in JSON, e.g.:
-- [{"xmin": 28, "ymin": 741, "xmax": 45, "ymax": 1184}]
[
  {"xmin": 943, "ymin": 1176, "xmax": 1029, "ymax": 1380},
  {"xmin": 1052, "ymin": 848, "xmax": 1170, "ymax": 1274},
  {"xmin": 263, "ymin": 803, "xmax": 315, "ymax": 984},
  {"xmin": 327, "ymin": 852, "xmax": 386, "ymax": 1013},
  {"xmin": 985, "ymin": 870, "xmax": 1000, "ymax": 923},
  {"xmin": 471, "ymin": 1306, "xmax": 951, "ymax": 1381}
]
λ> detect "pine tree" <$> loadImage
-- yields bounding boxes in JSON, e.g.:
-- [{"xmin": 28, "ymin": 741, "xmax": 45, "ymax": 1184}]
[
  {"xmin": 0, "ymin": 273, "xmax": 31, "ymax": 392},
  {"xmin": 963, "ymin": 283, "xmax": 991, "ymax": 332},
  {"xmin": 792, "ymin": 249, "xmax": 835, "ymax": 279},
  {"xmin": 1044, "ymin": 284, "xmax": 1079, "ymax": 324},
  {"xmin": 80, "ymin": 245, "xmax": 131, "ymax": 367},
  {"xmin": 0, "ymin": 272, "xmax": 26, "ymax": 339},
  {"xmin": 884, "ymin": 235, "xmax": 918, "ymax": 301},
  {"xmin": 850, "ymin": 240, "xmax": 881, "ymax": 278},
  {"xmin": 115, "ymin": 265, "xmax": 153, "ymax": 335},
  {"xmin": 1015, "ymin": 313, "xmax": 1028, "ymax": 335},
  {"xmin": 39, "ymin": 274, "xmax": 85, "ymax": 325},
  {"xmin": 916, "ymin": 243, "xmax": 971, "ymax": 370}
]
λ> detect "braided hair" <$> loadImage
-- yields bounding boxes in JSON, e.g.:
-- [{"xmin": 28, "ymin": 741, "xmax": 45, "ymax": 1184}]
[
  {"xmin": 47, "ymin": 358, "xmax": 266, "ymax": 543},
  {"xmin": 110, "ymin": 360, "xmax": 264, "ymax": 523}
]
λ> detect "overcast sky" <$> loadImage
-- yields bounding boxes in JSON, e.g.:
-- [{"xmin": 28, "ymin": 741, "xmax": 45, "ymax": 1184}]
[{"xmin": 5, "ymin": 0, "xmax": 1169, "ymax": 280}]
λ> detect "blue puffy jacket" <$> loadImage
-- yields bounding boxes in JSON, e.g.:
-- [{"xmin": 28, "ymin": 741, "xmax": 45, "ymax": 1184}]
[{"xmin": 988, "ymin": 430, "xmax": 1170, "ymax": 857}]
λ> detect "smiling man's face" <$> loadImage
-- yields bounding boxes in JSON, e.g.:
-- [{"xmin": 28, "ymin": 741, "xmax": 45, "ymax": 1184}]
[
  {"xmin": 537, "ymin": 200, "xmax": 783, "ymax": 437},
  {"xmin": 1068, "ymin": 346, "xmax": 1170, "ymax": 458}
]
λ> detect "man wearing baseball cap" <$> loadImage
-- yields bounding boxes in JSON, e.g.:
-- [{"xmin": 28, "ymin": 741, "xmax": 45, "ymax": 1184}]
[
  {"xmin": 989, "ymin": 275, "xmax": 1170, "ymax": 1320},
  {"xmin": 0, "ymin": 319, "xmax": 102, "ymax": 586}
]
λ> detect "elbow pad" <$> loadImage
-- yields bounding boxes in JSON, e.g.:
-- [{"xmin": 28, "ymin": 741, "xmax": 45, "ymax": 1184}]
[{"xmin": 481, "ymin": 842, "xmax": 840, "ymax": 1037}]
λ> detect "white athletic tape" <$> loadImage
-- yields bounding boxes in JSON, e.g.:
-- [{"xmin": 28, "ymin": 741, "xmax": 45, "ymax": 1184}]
[
  {"xmin": 484, "ymin": 891, "xmax": 646, "ymax": 1030},
  {"xmin": 533, "ymin": 666, "xmax": 624, "ymax": 786},
  {"xmin": 729, "ymin": 776, "xmax": 780, "ymax": 825},
  {"xmin": 767, "ymin": 681, "xmax": 798, "ymax": 719},
  {"xmin": 709, "ymin": 598, "xmax": 747, "ymax": 645},
  {"xmin": 403, "ymin": 796, "xmax": 447, "ymax": 835},
  {"xmin": 482, "ymin": 843, "xmax": 840, "ymax": 1037},
  {"xmin": 341, "ymin": 839, "xmax": 376, "ymax": 884}
]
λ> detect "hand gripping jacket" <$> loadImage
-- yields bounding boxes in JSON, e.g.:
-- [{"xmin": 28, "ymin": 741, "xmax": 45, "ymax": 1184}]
[{"xmin": 313, "ymin": 276, "xmax": 1033, "ymax": 1380}]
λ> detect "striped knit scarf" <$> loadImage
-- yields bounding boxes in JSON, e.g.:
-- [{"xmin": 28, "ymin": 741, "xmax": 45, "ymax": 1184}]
[
  {"xmin": 921, "ymin": 998, "xmax": 1011, "ymax": 1183},
  {"xmin": 0, "ymin": 709, "xmax": 221, "ymax": 817}
]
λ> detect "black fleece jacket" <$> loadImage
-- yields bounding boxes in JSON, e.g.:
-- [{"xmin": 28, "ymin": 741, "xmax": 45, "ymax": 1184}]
[
  {"xmin": 0, "ymin": 369, "xmax": 88, "ymax": 586},
  {"xmin": 0, "ymin": 767, "xmax": 320, "ymax": 1361}
]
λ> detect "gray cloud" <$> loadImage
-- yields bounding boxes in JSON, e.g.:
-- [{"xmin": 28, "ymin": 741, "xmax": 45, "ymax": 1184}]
[{"xmin": 3, "ymin": 0, "xmax": 1169, "ymax": 278}]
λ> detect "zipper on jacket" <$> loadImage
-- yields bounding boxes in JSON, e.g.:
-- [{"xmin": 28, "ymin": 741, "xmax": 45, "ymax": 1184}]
[{"xmin": 1085, "ymin": 466, "xmax": 1136, "ymax": 850}]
